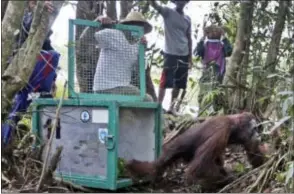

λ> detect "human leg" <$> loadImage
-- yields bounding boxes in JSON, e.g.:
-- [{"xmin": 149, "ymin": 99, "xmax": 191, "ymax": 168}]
[
  {"xmin": 169, "ymin": 56, "xmax": 189, "ymax": 113},
  {"xmin": 174, "ymin": 89, "xmax": 186, "ymax": 112},
  {"xmin": 168, "ymin": 88, "xmax": 180, "ymax": 112},
  {"xmin": 158, "ymin": 54, "xmax": 174, "ymax": 107},
  {"xmin": 158, "ymin": 70, "xmax": 167, "ymax": 104}
]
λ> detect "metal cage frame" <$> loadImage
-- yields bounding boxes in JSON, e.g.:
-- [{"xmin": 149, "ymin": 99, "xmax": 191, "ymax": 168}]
[
  {"xmin": 68, "ymin": 19, "xmax": 146, "ymax": 101},
  {"xmin": 32, "ymin": 98, "xmax": 162, "ymax": 190}
]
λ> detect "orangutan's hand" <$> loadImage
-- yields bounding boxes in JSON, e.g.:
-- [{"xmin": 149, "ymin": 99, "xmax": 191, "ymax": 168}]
[
  {"xmin": 259, "ymin": 143, "xmax": 272, "ymax": 155},
  {"xmin": 98, "ymin": 16, "xmax": 116, "ymax": 25}
]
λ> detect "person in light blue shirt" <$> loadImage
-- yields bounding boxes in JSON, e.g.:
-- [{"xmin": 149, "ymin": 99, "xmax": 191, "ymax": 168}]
[{"xmin": 150, "ymin": 0, "xmax": 192, "ymax": 114}]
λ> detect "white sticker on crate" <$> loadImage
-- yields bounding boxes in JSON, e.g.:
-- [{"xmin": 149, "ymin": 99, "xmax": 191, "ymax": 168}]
[
  {"xmin": 92, "ymin": 109, "xmax": 109, "ymax": 123},
  {"xmin": 98, "ymin": 128, "xmax": 108, "ymax": 144}
]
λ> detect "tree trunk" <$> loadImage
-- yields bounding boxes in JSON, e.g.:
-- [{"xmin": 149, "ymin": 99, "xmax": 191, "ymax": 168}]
[
  {"xmin": 1, "ymin": 1, "xmax": 64, "ymax": 114},
  {"xmin": 265, "ymin": 0, "xmax": 289, "ymax": 83},
  {"xmin": 235, "ymin": 1, "xmax": 254, "ymax": 110},
  {"xmin": 120, "ymin": 0, "xmax": 133, "ymax": 19},
  {"xmin": 75, "ymin": 1, "xmax": 104, "ymax": 92},
  {"xmin": 106, "ymin": 1, "xmax": 117, "ymax": 20},
  {"xmin": 223, "ymin": 0, "xmax": 255, "ymax": 111},
  {"xmin": 1, "ymin": 1, "xmax": 26, "ymax": 73},
  {"xmin": 260, "ymin": 0, "xmax": 289, "ymax": 112},
  {"xmin": 1, "ymin": 0, "xmax": 9, "ymax": 20}
]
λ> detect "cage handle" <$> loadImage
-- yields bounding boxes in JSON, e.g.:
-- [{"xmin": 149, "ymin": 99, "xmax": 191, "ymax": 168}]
[{"xmin": 105, "ymin": 135, "xmax": 115, "ymax": 150}]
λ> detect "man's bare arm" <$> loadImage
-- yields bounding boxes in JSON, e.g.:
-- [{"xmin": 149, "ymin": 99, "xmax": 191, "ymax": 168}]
[
  {"xmin": 150, "ymin": 0, "xmax": 161, "ymax": 11},
  {"xmin": 150, "ymin": 0, "xmax": 167, "ymax": 16}
]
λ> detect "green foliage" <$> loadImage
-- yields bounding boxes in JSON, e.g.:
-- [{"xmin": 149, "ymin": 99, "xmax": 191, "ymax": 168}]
[
  {"xmin": 201, "ymin": 88, "xmax": 220, "ymax": 106},
  {"xmin": 275, "ymin": 161, "xmax": 293, "ymax": 190},
  {"xmin": 208, "ymin": 0, "xmax": 293, "ymax": 114},
  {"xmin": 285, "ymin": 162, "xmax": 294, "ymax": 189},
  {"xmin": 55, "ymin": 80, "xmax": 68, "ymax": 99},
  {"xmin": 153, "ymin": 78, "xmax": 160, "ymax": 86},
  {"xmin": 199, "ymin": 87, "xmax": 225, "ymax": 115},
  {"xmin": 117, "ymin": 158, "xmax": 127, "ymax": 177},
  {"xmin": 188, "ymin": 77, "xmax": 196, "ymax": 90},
  {"xmin": 206, "ymin": 2, "xmax": 239, "ymax": 43},
  {"xmin": 234, "ymin": 162, "xmax": 246, "ymax": 174},
  {"xmin": 275, "ymin": 171, "xmax": 285, "ymax": 183},
  {"xmin": 18, "ymin": 114, "xmax": 32, "ymax": 130}
]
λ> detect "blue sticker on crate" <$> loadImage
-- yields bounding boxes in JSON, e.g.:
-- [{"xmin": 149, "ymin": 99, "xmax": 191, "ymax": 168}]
[{"xmin": 98, "ymin": 128, "xmax": 108, "ymax": 144}]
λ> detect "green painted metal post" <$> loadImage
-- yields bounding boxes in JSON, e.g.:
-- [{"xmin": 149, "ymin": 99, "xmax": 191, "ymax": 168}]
[
  {"xmin": 156, "ymin": 104, "xmax": 163, "ymax": 157},
  {"xmin": 138, "ymin": 27, "xmax": 146, "ymax": 100},
  {"xmin": 31, "ymin": 104, "xmax": 40, "ymax": 148},
  {"xmin": 107, "ymin": 102, "xmax": 119, "ymax": 190}
]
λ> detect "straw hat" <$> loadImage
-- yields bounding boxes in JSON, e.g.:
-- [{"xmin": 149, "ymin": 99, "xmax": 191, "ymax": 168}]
[{"xmin": 120, "ymin": 11, "xmax": 153, "ymax": 34}]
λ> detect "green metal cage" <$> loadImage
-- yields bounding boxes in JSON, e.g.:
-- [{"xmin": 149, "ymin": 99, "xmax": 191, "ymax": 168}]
[
  {"xmin": 30, "ymin": 18, "xmax": 162, "ymax": 191},
  {"xmin": 32, "ymin": 98, "xmax": 162, "ymax": 190},
  {"xmin": 68, "ymin": 19, "xmax": 146, "ymax": 102}
]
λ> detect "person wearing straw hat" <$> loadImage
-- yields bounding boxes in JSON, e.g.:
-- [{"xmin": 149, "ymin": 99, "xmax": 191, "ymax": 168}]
[
  {"xmin": 92, "ymin": 11, "xmax": 153, "ymax": 101},
  {"xmin": 120, "ymin": 11, "xmax": 153, "ymax": 35},
  {"xmin": 150, "ymin": 0, "xmax": 192, "ymax": 115}
]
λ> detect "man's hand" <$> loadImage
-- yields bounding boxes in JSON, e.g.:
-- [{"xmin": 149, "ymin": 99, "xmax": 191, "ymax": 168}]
[
  {"xmin": 98, "ymin": 16, "xmax": 116, "ymax": 25},
  {"xmin": 44, "ymin": 1, "xmax": 55, "ymax": 13},
  {"xmin": 140, "ymin": 36, "xmax": 148, "ymax": 46},
  {"xmin": 150, "ymin": 0, "xmax": 161, "ymax": 12}
]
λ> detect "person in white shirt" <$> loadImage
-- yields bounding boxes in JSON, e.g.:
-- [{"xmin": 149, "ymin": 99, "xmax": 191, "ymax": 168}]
[{"xmin": 93, "ymin": 12, "xmax": 153, "ymax": 101}]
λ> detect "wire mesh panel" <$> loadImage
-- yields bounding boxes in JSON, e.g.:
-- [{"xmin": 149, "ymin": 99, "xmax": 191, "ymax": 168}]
[
  {"xmin": 39, "ymin": 106, "xmax": 109, "ymax": 178},
  {"xmin": 68, "ymin": 19, "xmax": 146, "ymax": 101}
]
